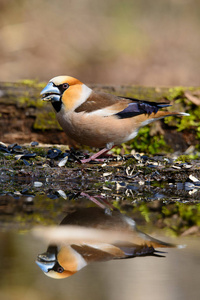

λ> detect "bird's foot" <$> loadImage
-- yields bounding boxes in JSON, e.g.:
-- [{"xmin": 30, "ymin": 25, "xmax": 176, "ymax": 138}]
[
  {"xmin": 80, "ymin": 192, "xmax": 114, "ymax": 211},
  {"xmin": 80, "ymin": 146, "xmax": 114, "ymax": 164},
  {"xmin": 80, "ymin": 157, "xmax": 106, "ymax": 163}
]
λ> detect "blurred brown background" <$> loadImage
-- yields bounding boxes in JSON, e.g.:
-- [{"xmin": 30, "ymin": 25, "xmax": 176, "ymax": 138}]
[{"xmin": 0, "ymin": 0, "xmax": 200, "ymax": 86}]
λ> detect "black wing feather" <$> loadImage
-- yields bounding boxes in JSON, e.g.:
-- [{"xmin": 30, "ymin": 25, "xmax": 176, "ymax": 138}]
[{"xmin": 116, "ymin": 97, "xmax": 171, "ymax": 119}]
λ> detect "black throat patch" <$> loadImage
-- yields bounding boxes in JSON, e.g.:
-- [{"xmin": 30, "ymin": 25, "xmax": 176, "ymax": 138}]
[{"xmin": 52, "ymin": 101, "xmax": 62, "ymax": 113}]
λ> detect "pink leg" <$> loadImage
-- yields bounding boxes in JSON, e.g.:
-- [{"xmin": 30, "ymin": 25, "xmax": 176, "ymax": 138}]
[
  {"xmin": 80, "ymin": 192, "xmax": 114, "ymax": 211},
  {"xmin": 95, "ymin": 195, "xmax": 115, "ymax": 210},
  {"xmin": 80, "ymin": 192, "xmax": 106, "ymax": 209},
  {"xmin": 81, "ymin": 146, "xmax": 114, "ymax": 164}
]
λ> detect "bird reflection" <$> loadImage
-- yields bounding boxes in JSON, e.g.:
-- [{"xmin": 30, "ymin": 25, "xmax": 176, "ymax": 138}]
[{"xmin": 36, "ymin": 207, "xmax": 174, "ymax": 279}]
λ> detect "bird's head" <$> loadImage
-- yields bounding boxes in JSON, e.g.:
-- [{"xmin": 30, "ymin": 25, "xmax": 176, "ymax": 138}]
[
  {"xmin": 36, "ymin": 245, "xmax": 79, "ymax": 279},
  {"xmin": 40, "ymin": 76, "xmax": 92, "ymax": 113}
]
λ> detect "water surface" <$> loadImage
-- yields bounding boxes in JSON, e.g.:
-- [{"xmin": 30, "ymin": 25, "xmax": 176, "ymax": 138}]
[{"xmin": 0, "ymin": 177, "xmax": 199, "ymax": 300}]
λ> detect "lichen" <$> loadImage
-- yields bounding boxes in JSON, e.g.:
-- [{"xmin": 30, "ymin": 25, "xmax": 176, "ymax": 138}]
[
  {"xmin": 34, "ymin": 111, "xmax": 62, "ymax": 130},
  {"xmin": 166, "ymin": 87, "xmax": 185, "ymax": 101},
  {"xmin": 18, "ymin": 79, "xmax": 45, "ymax": 89}
]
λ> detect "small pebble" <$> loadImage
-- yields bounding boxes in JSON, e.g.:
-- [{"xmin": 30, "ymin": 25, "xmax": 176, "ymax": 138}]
[{"xmin": 33, "ymin": 181, "xmax": 43, "ymax": 187}]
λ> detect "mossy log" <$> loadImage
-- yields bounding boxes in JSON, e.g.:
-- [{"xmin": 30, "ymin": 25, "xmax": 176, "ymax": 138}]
[{"xmin": 0, "ymin": 80, "xmax": 199, "ymax": 152}]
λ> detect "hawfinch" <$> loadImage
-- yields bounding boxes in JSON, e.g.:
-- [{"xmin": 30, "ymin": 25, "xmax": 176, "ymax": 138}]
[
  {"xmin": 36, "ymin": 207, "xmax": 174, "ymax": 279},
  {"xmin": 41, "ymin": 76, "xmax": 189, "ymax": 163}
]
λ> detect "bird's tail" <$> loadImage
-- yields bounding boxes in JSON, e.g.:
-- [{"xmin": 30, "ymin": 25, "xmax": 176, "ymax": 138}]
[
  {"xmin": 139, "ymin": 111, "xmax": 189, "ymax": 127},
  {"xmin": 113, "ymin": 235, "xmax": 174, "ymax": 258},
  {"xmin": 155, "ymin": 111, "xmax": 189, "ymax": 118},
  {"xmin": 136, "ymin": 230, "xmax": 175, "ymax": 248}
]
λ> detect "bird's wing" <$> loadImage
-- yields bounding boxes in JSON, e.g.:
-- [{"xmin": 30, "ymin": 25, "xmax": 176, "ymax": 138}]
[
  {"xmin": 71, "ymin": 243, "xmax": 125, "ymax": 262},
  {"xmin": 75, "ymin": 91, "xmax": 170, "ymax": 118}
]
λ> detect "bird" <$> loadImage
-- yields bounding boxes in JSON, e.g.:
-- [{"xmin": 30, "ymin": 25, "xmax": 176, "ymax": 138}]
[
  {"xmin": 40, "ymin": 76, "xmax": 189, "ymax": 163},
  {"xmin": 36, "ymin": 207, "xmax": 175, "ymax": 279}
]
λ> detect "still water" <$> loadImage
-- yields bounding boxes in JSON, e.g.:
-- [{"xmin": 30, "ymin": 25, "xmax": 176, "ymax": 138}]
[{"xmin": 0, "ymin": 178, "xmax": 199, "ymax": 300}]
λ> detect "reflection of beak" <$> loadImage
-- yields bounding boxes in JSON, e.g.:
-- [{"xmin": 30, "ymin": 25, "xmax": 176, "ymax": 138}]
[
  {"xmin": 36, "ymin": 251, "xmax": 56, "ymax": 273},
  {"xmin": 40, "ymin": 82, "xmax": 61, "ymax": 102}
]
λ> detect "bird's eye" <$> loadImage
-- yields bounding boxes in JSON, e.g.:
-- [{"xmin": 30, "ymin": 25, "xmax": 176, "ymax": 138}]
[
  {"xmin": 62, "ymin": 83, "xmax": 69, "ymax": 90},
  {"xmin": 57, "ymin": 266, "xmax": 64, "ymax": 273}
]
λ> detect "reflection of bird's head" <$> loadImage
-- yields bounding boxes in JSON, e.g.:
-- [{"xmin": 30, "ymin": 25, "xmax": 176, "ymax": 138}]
[
  {"xmin": 36, "ymin": 244, "xmax": 87, "ymax": 279},
  {"xmin": 40, "ymin": 75, "xmax": 92, "ymax": 113}
]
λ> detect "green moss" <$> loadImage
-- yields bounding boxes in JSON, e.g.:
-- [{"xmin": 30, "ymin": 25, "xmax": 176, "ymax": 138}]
[
  {"xmin": 175, "ymin": 155, "xmax": 191, "ymax": 163},
  {"xmin": 160, "ymin": 203, "xmax": 200, "ymax": 235},
  {"xmin": 18, "ymin": 79, "xmax": 45, "ymax": 89},
  {"xmin": 18, "ymin": 95, "xmax": 45, "ymax": 108},
  {"xmin": 123, "ymin": 87, "xmax": 168, "ymax": 101},
  {"xmin": 166, "ymin": 87, "xmax": 185, "ymax": 101},
  {"xmin": 162, "ymin": 205, "xmax": 177, "ymax": 217},
  {"xmin": 139, "ymin": 204, "xmax": 150, "ymax": 222},
  {"xmin": 34, "ymin": 111, "xmax": 62, "ymax": 130},
  {"xmin": 14, "ymin": 159, "xmax": 25, "ymax": 166},
  {"xmin": 114, "ymin": 126, "xmax": 171, "ymax": 155},
  {"xmin": 125, "ymin": 158, "xmax": 138, "ymax": 166},
  {"xmin": 28, "ymin": 147, "xmax": 47, "ymax": 156},
  {"xmin": 3, "ymin": 155, "xmax": 13, "ymax": 160},
  {"xmin": 165, "ymin": 105, "xmax": 199, "ymax": 130},
  {"xmin": 8, "ymin": 79, "xmax": 47, "ymax": 109},
  {"xmin": 0, "ymin": 152, "xmax": 5, "ymax": 158}
]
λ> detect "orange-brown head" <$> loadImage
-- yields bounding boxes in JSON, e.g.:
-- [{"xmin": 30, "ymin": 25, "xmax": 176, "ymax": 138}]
[
  {"xmin": 36, "ymin": 244, "xmax": 87, "ymax": 279},
  {"xmin": 40, "ymin": 75, "xmax": 92, "ymax": 113}
]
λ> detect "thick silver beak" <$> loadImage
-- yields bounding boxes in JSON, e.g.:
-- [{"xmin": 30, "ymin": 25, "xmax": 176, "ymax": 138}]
[
  {"xmin": 40, "ymin": 82, "xmax": 61, "ymax": 102},
  {"xmin": 36, "ymin": 251, "xmax": 56, "ymax": 273}
]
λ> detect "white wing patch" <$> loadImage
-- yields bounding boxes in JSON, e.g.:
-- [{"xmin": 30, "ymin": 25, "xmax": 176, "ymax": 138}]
[
  {"xmin": 75, "ymin": 84, "xmax": 93, "ymax": 110},
  {"xmin": 70, "ymin": 246, "xmax": 87, "ymax": 271},
  {"xmin": 86, "ymin": 106, "xmax": 119, "ymax": 117}
]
